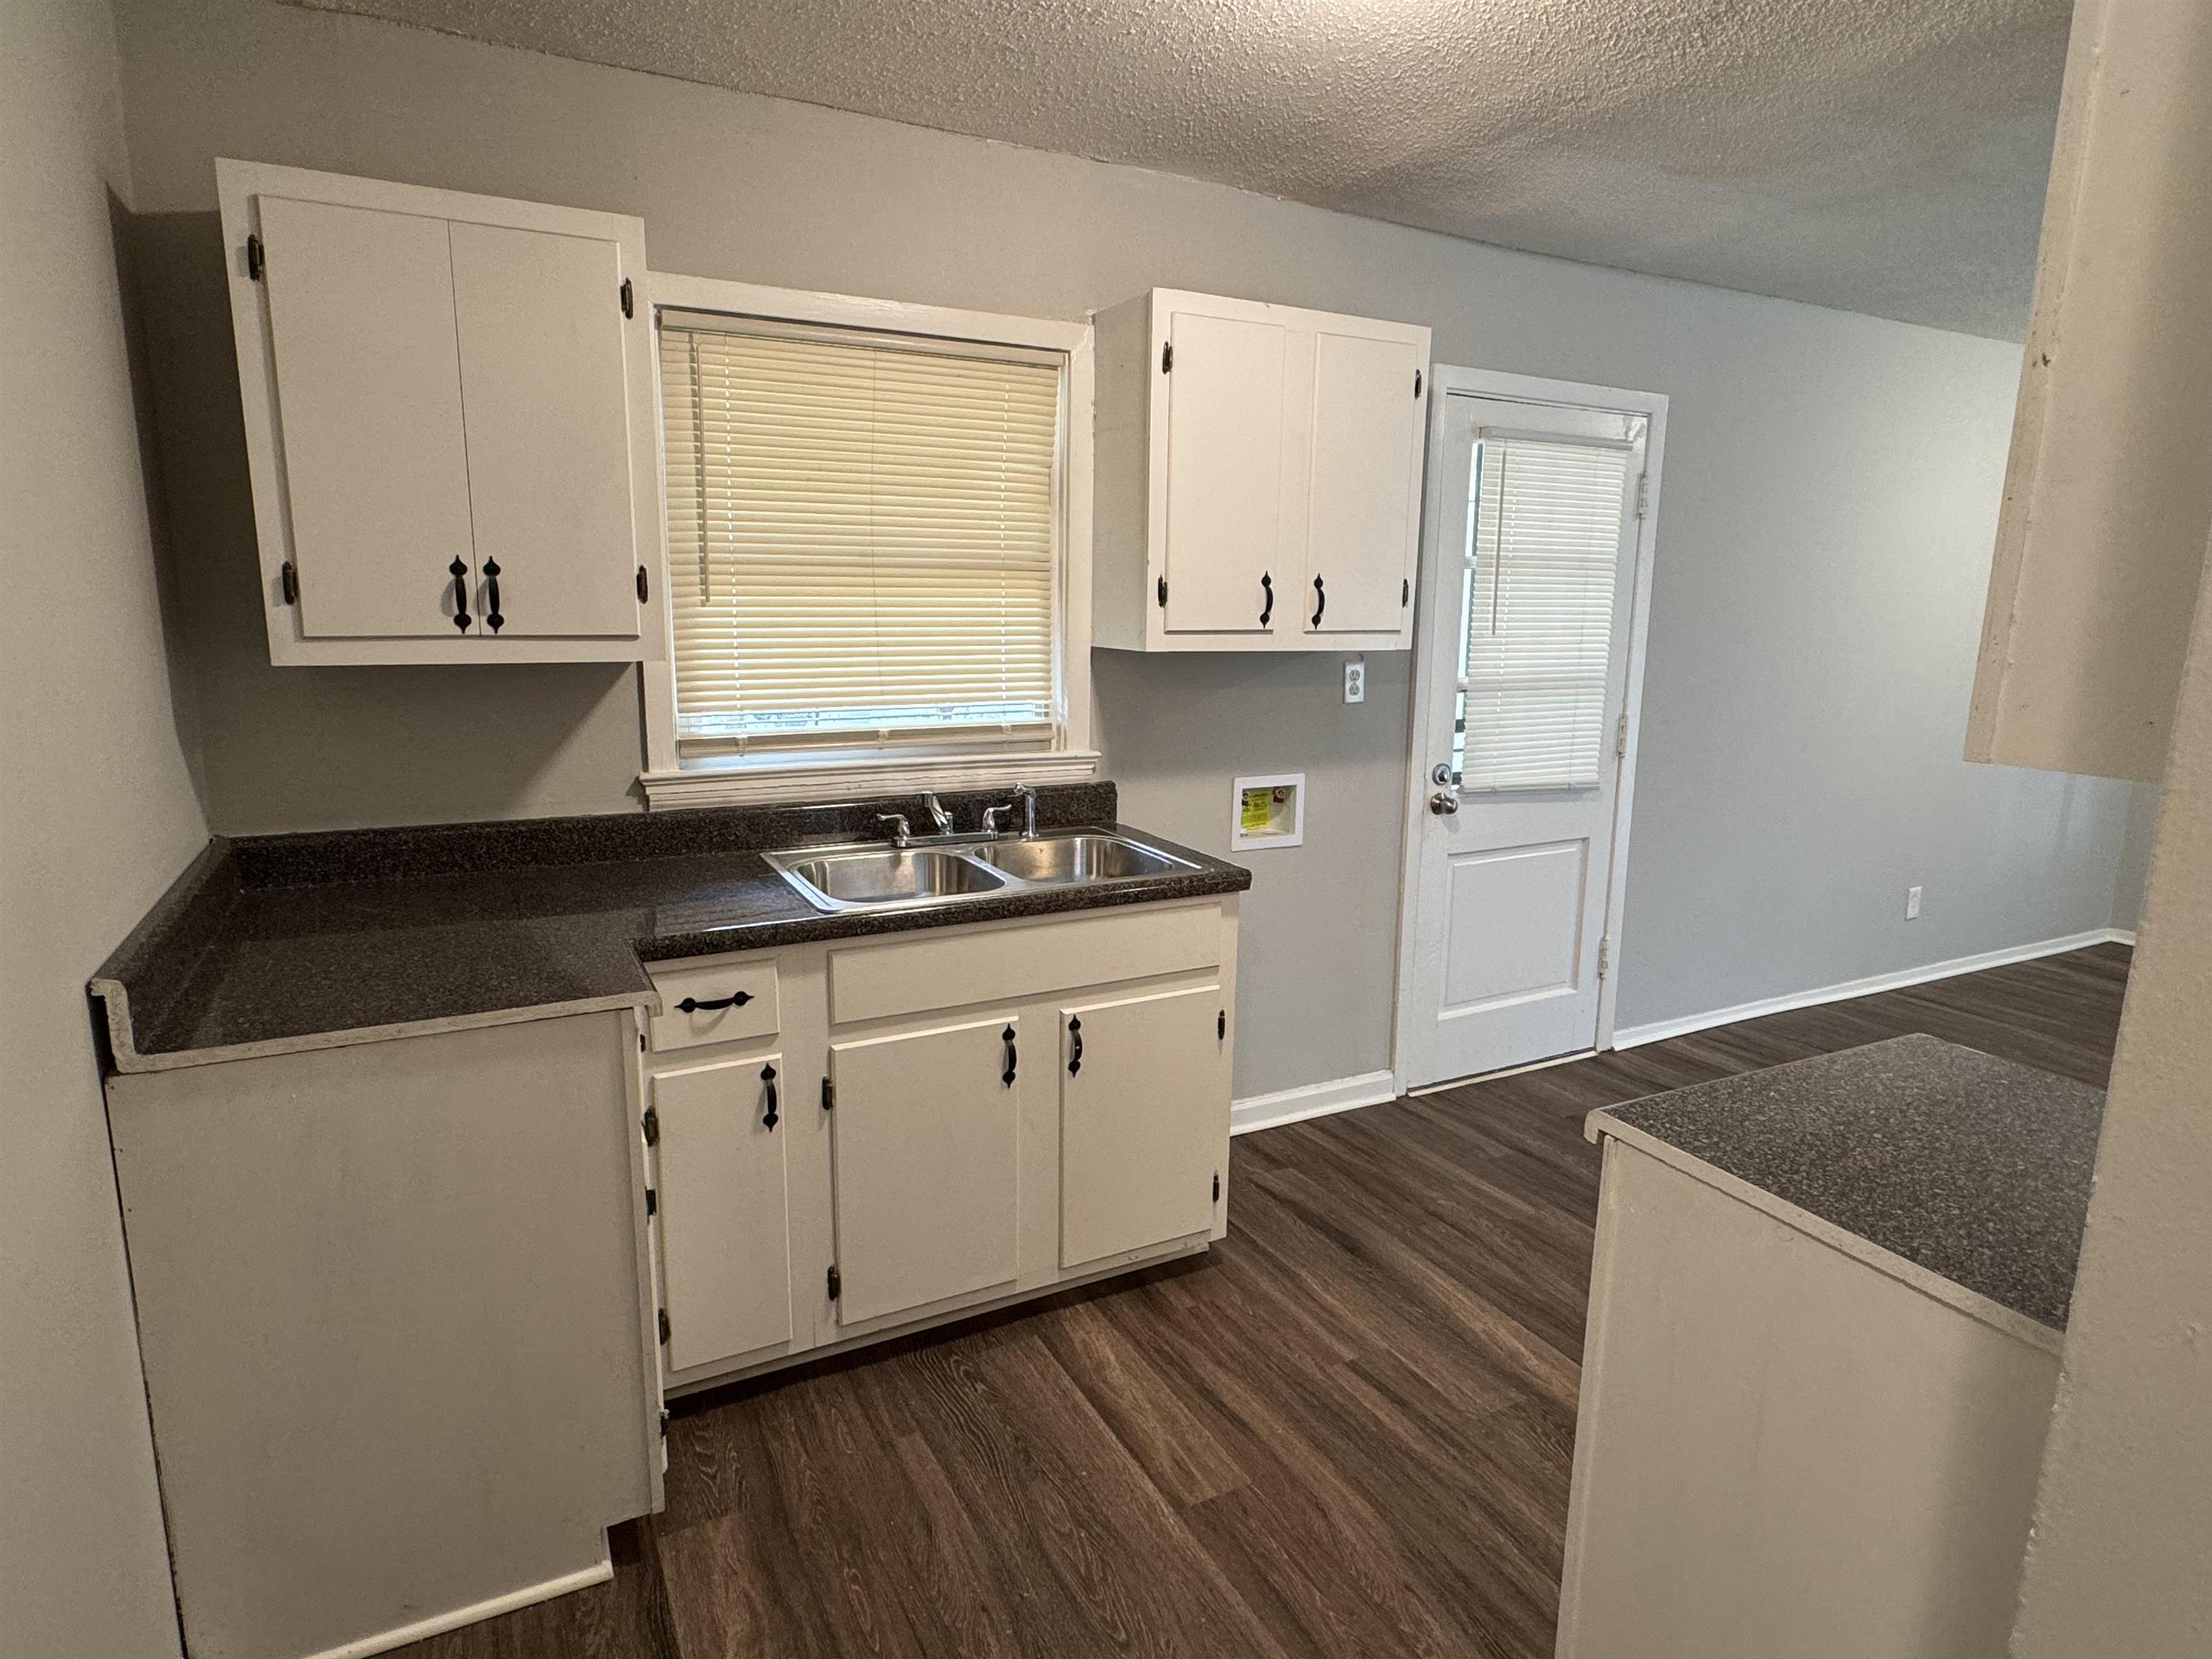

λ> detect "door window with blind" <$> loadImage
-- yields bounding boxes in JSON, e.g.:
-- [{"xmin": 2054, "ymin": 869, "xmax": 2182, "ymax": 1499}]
[
  {"xmin": 658, "ymin": 313, "xmax": 1067, "ymax": 754},
  {"xmin": 1452, "ymin": 434, "xmax": 1635, "ymax": 791}
]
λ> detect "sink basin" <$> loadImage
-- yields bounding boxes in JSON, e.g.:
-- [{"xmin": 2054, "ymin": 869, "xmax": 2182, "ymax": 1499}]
[
  {"xmin": 771, "ymin": 846, "xmax": 1011, "ymax": 909},
  {"xmin": 764, "ymin": 830, "xmax": 1198, "ymax": 914},
  {"xmin": 974, "ymin": 833, "xmax": 1192, "ymax": 884}
]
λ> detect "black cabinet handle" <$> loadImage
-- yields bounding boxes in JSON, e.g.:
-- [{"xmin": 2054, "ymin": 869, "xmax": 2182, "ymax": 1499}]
[
  {"xmin": 1311, "ymin": 573, "xmax": 1327, "ymax": 628},
  {"xmin": 449, "ymin": 557, "xmax": 471, "ymax": 632},
  {"xmin": 1002, "ymin": 1025, "xmax": 1017, "ymax": 1088},
  {"xmin": 675, "ymin": 989, "xmax": 753, "ymax": 1013},
  {"xmin": 482, "ymin": 557, "xmax": 503, "ymax": 634},
  {"xmin": 760, "ymin": 1064, "xmax": 779, "ymax": 1130},
  {"xmin": 1259, "ymin": 572, "xmax": 1274, "ymax": 626},
  {"xmin": 1067, "ymin": 1015, "xmax": 1083, "ymax": 1076}
]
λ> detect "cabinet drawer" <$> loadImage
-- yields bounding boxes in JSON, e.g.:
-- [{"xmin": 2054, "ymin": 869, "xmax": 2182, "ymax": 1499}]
[
  {"xmin": 830, "ymin": 903, "xmax": 1223, "ymax": 1025},
  {"xmin": 645, "ymin": 957, "xmax": 781, "ymax": 1051}
]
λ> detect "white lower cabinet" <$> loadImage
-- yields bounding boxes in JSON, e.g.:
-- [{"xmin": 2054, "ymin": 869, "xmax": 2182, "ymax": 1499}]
[
  {"xmin": 829, "ymin": 1016, "xmax": 1023, "ymax": 1324},
  {"xmin": 652, "ymin": 1053, "xmax": 793, "ymax": 1374},
  {"xmin": 643, "ymin": 898, "xmax": 1238, "ymax": 1392},
  {"xmin": 1060, "ymin": 984, "xmax": 1225, "ymax": 1268}
]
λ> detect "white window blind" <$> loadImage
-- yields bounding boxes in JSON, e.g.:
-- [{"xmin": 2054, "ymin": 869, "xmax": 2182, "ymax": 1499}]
[
  {"xmin": 1455, "ymin": 434, "xmax": 1632, "ymax": 791},
  {"xmin": 659, "ymin": 318, "xmax": 1063, "ymax": 747}
]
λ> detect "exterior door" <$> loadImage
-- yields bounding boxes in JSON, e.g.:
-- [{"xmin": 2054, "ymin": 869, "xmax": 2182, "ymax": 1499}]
[
  {"xmin": 1305, "ymin": 328, "xmax": 1422, "ymax": 634},
  {"xmin": 829, "ymin": 1015, "xmax": 1021, "ymax": 1325},
  {"xmin": 1399, "ymin": 384, "xmax": 1656, "ymax": 1089},
  {"xmin": 1162, "ymin": 308, "xmax": 1286, "ymax": 635},
  {"xmin": 650, "ymin": 1054, "xmax": 793, "ymax": 1375},
  {"xmin": 1058, "ymin": 984, "xmax": 1224, "ymax": 1269},
  {"xmin": 258, "ymin": 196, "xmax": 476, "ymax": 638}
]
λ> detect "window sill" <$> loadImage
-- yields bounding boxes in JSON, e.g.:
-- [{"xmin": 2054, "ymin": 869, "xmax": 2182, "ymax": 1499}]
[{"xmin": 640, "ymin": 747, "xmax": 1102, "ymax": 811}]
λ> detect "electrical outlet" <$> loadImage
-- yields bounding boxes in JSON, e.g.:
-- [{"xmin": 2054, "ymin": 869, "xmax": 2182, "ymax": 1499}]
[
  {"xmin": 1906, "ymin": 885, "xmax": 1923, "ymax": 920},
  {"xmin": 1344, "ymin": 659, "xmax": 1365, "ymax": 704}
]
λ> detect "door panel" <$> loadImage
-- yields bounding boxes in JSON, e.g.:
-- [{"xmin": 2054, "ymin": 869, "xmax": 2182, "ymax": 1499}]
[
  {"xmin": 1402, "ymin": 391, "xmax": 1650, "ymax": 1089},
  {"xmin": 1059, "ymin": 984, "xmax": 1223, "ymax": 1269},
  {"xmin": 830, "ymin": 1016, "xmax": 1020, "ymax": 1325},
  {"xmin": 449, "ymin": 222, "xmax": 640, "ymax": 639},
  {"xmin": 1442, "ymin": 842, "xmax": 1588, "ymax": 1011},
  {"xmin": 1163, "ymin": 310, "xmax": 1286, "ymax": 634},
  {"xmin": 1307, "ymin": 330, "xmax": 1420, "ymax": 634},
  {"xmin": 652, "ymin": 1056, "xmax": 793, "ymax": 1374},
  {"xmin": 258, "ymin": 197, "xmax": 475, "ymax": 638}
]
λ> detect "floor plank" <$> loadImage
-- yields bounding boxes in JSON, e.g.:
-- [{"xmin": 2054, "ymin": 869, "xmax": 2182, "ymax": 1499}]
[{"xmin": 395, "ymin": 943, "xmax": 2131, "ymax": 1658}]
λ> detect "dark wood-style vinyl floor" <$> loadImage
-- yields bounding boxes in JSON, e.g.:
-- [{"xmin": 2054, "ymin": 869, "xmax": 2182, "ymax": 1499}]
[{"xmin": 403, "ymin": 943, "xmax": 2131, "ymax": 1659}]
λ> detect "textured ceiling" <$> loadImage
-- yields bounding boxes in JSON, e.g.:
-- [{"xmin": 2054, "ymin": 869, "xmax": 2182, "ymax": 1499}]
[{"xmin": 293, "ymin": 0, "xmax": 2074, "ymax": 338}]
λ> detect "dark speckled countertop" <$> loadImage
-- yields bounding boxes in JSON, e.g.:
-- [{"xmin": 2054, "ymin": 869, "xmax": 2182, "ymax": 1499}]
[
  {"xmin": 1589, "ymin": 1034, "xmax": 2105, "ymax": 1333},
  {"xmin": 91, "ymin": 783, "xmax": 1251, "ymax": 1071}
]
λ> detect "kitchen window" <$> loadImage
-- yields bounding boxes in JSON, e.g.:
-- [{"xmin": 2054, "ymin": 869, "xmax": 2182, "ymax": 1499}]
[{"xmin": 639, "ymin": 277, "xmax": 1094, "ymax": 807}]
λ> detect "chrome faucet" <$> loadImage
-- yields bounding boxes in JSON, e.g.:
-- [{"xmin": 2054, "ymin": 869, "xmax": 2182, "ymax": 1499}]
[
  {"xmin": 875, "ymin": 812, "xmax": 912, "ymax": 849},
  {"xmin": 983, "ymin": 785, "xmax": 1040, "ymax": 839},
  {"xmin": 920, "ymin": 792, "xmax": 954, "ymax": 837}
]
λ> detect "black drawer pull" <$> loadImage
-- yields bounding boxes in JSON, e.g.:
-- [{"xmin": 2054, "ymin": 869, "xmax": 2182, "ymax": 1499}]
[
  {"xmin": 760, "ymin": 1064, "xmax": 779, "ymax": 1130},
  {"xmin": 676, "ymin": 989, "xmax": 752, "ymax": 1014},
  {"xmin": 1067, "ymin": 1015, "xmax": 1084, "ymax": 1076},
  {"xmin": 1002, "ymin": 1025, "xmax": 1017, "ymax": 1088},
  {"xmin": 1259, "ymin": 572, "xmax": 1274, "ymax": 627},
  {"xmin": 1311, "ymin": 573, "xmax": 1326, "ymax": 628},
  {"xmin": 449, "ymin": 557, "xmax": 471, "ymax": 632},
  {"xmin": 482, "ymin": 557, "xmax": 503, "ymax": 634}
]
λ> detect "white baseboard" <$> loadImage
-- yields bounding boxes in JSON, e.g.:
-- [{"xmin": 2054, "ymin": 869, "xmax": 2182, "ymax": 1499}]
[
  {"xmin": 1231, "ymin": 1069, "xmax": 1398, "ymax": 1136},
  {"xmin": 301, "ymin": 1556, "xmax": 612, "ymax": 1659},
  {"xmin": 1611, "ymin": 928, "xmax": 2136, "ymax": 1051}
]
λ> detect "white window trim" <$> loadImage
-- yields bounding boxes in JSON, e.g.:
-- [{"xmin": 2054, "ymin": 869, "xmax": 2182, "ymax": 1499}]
[{"xmin": 637, "ymin": 271, "xmax": 1097, "ymax": 810}]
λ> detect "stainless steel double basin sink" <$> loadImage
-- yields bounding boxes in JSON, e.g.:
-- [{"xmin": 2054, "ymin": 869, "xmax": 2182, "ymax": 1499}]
[{"xmin": 763, "ymin": 831, "xmax": 1195, "ymax": 914}]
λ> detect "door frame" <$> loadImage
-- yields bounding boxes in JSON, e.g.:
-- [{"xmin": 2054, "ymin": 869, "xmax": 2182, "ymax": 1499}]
[{"xmin": 1390, "ymin": 366, "xmax": 1670, "ymax": 1094}]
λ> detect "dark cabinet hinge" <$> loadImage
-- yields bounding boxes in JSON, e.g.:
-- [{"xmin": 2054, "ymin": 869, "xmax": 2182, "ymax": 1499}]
[
  {"xmin": 1217, "ymin": 1008, "xmax": 1226, "ymax": 1040},
  {"xmin": 827, "ymin": 1264, "xmax": 842, "ymax": 1302},
  {"xmin": 279, "ymin": 561, "xmax": 298, "ymax": 606},
  {"xmin": 641, "ymin": 1105, "xmax": 659, "ymax": 1146},
  {"xmin": 1156, "ymin": 574, "xmax": 1169, "ymax": 608},
  {"xmin": 1213, "ymin": 1172, "xmax": 1221, "ymax": 1203},
  {"xmin": 1413, "ymin": 368, "xmax": 1422, "ymax": 398},
  {"xmin": 644, "ymin": 1187, "xmax": 657, "ymax": 1218},
  {"xmin": 620, "ymin": 277, "xmax": 634, "ymax": 318},
  {"xmin": 636, "ymin": 565, "xmax": 649, "ymax": 603},
  {"xmin": 821, "ymin": 1076, "xmax": 835, "ymax": 1111},
  {"xmin": 1161, "ymin": 341, "xmax": 1173, "ymax": 373},
  {"xmin": 657, "ymin": 1308, "xmax": 670, "ymax": 1345},
  {"xmin": 246, "ymin": 234, "xmax": 264, "ymax": 282}
]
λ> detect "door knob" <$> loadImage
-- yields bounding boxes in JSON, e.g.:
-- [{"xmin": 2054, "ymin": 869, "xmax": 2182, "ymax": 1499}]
[{"xmin": 1429, "ymin": 790, "xmax": 1459, "ymax": 816}]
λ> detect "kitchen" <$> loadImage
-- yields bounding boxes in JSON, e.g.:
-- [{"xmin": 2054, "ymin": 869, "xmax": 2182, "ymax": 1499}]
[{"xmin": 6, "ymin": 2, "xmax": 2209, "ymax": 1658}]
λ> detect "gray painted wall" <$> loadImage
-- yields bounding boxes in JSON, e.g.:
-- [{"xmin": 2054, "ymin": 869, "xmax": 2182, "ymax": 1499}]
[
  {"xmin": 1, "ymin": 1, "xmax": 204, "ymax": 1652},
  {"xmin": 114, "ymin": 0, "xmax": 2145, "ymax": 1099}
]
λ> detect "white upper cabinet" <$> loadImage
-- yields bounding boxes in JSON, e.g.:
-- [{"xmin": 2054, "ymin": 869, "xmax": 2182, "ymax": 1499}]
[
  {"xmin": 1093, "ymin": 288, "xmax": 1429, "ymax": 652},
  {"xmin": 217, "ymin": 161, "xmax": 660, "ymax": 665}
]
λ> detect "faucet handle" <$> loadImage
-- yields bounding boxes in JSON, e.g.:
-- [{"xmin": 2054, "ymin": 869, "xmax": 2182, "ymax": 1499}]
[
  {"xmin": 981, "ymin": 804, "xmax": 1012, "ymax": 835},
  {"xmin": 876, "ymin": 812, "xmax": 912, "ymax": 848}
]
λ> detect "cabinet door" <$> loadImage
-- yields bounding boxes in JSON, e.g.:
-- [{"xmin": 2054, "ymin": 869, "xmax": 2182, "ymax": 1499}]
[
  {"xmin": 1060, "ymin": 984, "xmax": 1224, "ymax": 1269},
  {"xmin": 449, "ymin": 222, "xmax": 641, "ymax": 639},
  {"xmin": 652, "ymin": 1056, "xmax": 793, "ymax": 1374},
  {"xmin": 1162, "ymin": 310, "xmax": 1287, "ymax": 635},
  {"xmin": 258, "ymin": 196, "xmax": 476, "ymax": 638},
  {"xmin": 1305, "ymin": 329, "xmax": 1422, "ymax": 634},
  {"xmin": 830, "ymin": 1016, "xmax": 1020, "ymax": 1325}
]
